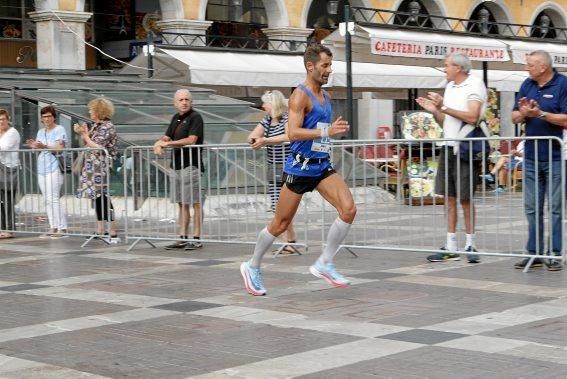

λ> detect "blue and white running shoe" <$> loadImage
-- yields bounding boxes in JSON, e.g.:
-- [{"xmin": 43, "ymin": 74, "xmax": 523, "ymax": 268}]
[
  {"xmin": 240, "ymin": 261, "xmax": 267, "ymax": 296},
  {"xmin": 309, "ymin": 260, "xmax": 351, "ymax": 287}
]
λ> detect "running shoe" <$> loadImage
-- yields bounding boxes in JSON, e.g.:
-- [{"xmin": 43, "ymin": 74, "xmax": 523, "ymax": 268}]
[
  {"xmin": 483, "ymin": 173, "xmax": 495, "ymax": 183},
  {"xmin": 465, "ymin": 246, "xmax": 480, "ymax": 263},
  {"xmin": 165, "ymin": 241, "xmax": 188, "ymax": 250},
  {"xmin": 427, "ymin": 247, "xmax": 460, "ymax": 262},
  {"xmin": 240, "ymin": 261, "xmax": 267, "ymax": 296},
  {"xmin": 514, "ymin": 257, "xmax": 544, "ymax": 269},
  {"xmin": 309, "ymin": 260, "xmax": 350, "ymax": 287},
  {"xmin": 546, "ymin": 260, "xmax": 563, "ymax": 271},
  {"xmin": 185, "ymin": 241, "xmax": 203, "ymax": 250}
]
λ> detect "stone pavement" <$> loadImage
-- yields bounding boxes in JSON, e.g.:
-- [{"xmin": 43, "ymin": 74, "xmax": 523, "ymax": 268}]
[{"xmin": 0, "ymin": 234, "xmax": 566, "ymax": 378}]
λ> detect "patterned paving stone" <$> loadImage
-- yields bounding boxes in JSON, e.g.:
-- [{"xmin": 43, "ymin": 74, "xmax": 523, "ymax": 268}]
[
  {"xmin": 0, "ymin": 284, "xmax": 51, "ymax": 292},
  {"xmin": 485, "ymin": 315, "xmax": 567, "ymax": 347},
  {"xmin": 183, "ymin": 259, "xmax": 229, "ymax": 266},
  {"xmin": 348, "ymin": 271, "xmax": 407, "ymax": 280},
  {"xmin": 298, "ymin": 346, "xmax": 567, "ymax": 378},
  {"xmin": 0, "ymin": 293, "xmax": 132, "ymax": 329},
  {"xmin": 0, "ymin": 314, "xmax": 359, "ymax": 377},
  {"xmin": 379, "ymin": 329, "xmax": 468, "ymax": 345},
  {"xmin": 0, "ymin": 234, "xmax": 564, "ymax": 377},
  {"xmin": 151, "ymin": 300, "xmax": 224, "ymax": 312}
]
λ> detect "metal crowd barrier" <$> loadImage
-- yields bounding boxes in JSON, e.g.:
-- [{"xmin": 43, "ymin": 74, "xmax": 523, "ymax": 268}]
[
  {"xmin": 122, "ymin": 144, "xmax": 309, "ymax": 253},
  {"xmin": 0, "ymin": 147, "xmax": 113, "ymax": 247},
  {"xmin": 326, "ymin": 136, "xmax": 565, "ymax": 270}
]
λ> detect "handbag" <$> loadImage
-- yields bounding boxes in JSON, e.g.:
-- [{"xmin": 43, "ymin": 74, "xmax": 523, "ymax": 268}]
[
  {"xmin": 55, "ymin": 152, "xmax": 73, "ymax": 174},
  {"xmin": 457, "ymin": 121, "xmax": 491, "ymax": 161},
  {"xmin": 72, "ymin": 152, "xmax": 85, "ymax": 175},
  {"xmin": 0, "ymin": 161, "xmax": 18, "ymax": 189}
]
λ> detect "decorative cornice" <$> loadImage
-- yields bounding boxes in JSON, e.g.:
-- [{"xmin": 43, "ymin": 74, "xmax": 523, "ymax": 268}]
[{"xmin": 28, "ymin": 10, "xmax": 92, "ymax": 23}]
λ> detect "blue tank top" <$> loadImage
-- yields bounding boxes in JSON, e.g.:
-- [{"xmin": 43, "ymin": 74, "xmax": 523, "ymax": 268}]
[{"xmin": 284, "ymin": 84, "xmax": 333, "ymax": 177}]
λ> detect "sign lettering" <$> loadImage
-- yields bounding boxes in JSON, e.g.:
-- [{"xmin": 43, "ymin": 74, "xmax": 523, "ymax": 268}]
[{"xmin": 371, "ymin": 37, "xmax": 509, "ymax": 62}]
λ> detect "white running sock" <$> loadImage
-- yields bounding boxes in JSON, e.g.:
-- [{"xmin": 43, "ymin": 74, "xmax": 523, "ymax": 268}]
[
  {"xmin": 446, "ymin": 233, "xmax": 457, "ymax": 251},
  {"xmin": 249, "ymin": 227, "xmax": 276, "ymax": 268},
  {"xmin": 319, "ymin": 217, "xmax": 352, "ymax": 264},
  {"xmin": 465, "ymin": 233, "xmax": 475, "ymax": 248}
]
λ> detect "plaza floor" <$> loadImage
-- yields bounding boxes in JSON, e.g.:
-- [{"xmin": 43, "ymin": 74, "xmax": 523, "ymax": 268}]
[{"xmin": 0, "ymin": 234, "xmax": 566, "ymax": 378}]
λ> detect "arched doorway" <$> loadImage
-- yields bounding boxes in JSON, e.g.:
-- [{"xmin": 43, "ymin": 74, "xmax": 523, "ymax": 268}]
[
  {"xmin": 393, "ymin": 0, "xmax": 434, "ymax": 28},
  {"xmin": 466, "ymin": 1, "xmax": 512, "ymax": 36},
  {"xmin": 205, "ymin": 0, "xmax": 269, "ymax": 48},
  {"xmin": 531, "ymin": 11, "xmax": 557, "ymax": 39},
  {"xmin": 530, "ymin": 7, "xmax": 566, "ymax": 39},
  {"xmin": 305, "ymin": 0, "xmax": 368, "ymax": 43},
  {"xmin": 93, "ymin": 0, "xmax": 162, "ymax": 57}
]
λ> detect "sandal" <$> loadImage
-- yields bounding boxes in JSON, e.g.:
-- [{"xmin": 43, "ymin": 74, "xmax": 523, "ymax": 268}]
[
  {"xmin": 281, "ymin": 245, "xmax": 301, "ymax": 255},
  {"xmin": 273, "ymin": 241, "xmax": 301, "ymax": 255}
]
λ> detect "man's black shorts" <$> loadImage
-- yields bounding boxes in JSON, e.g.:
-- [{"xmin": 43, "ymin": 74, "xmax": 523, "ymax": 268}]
[
  {"xmin": 435, "ymin": 147, "xmax": 480, "ymax": 200},
  {"xmin": 283, "ymin": 168, "xmax": 336, "ymax": 194}
]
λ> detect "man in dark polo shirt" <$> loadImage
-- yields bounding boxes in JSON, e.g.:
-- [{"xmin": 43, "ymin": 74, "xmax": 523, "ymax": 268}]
[
  {"xmin": 512, "ymin": 50, "xmax": 567, "ymax": 271},
  {"xmin": 154, "ymin": 89, "xmax": 205, "ymax": 250}
]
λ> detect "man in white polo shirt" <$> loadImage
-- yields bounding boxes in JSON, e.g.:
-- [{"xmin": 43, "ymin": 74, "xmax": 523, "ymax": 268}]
[{"xmin": 417, "ymin": 52, "xmax": 487, "ymax": 264}]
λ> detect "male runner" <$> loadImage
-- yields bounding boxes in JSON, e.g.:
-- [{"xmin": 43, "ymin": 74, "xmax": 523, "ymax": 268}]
[{"xmin": 240, "ymin": 44, "xmax": 356, "ymax": 296}]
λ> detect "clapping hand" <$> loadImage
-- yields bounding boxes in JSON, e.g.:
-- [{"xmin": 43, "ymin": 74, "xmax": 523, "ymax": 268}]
[
  {"xmin": 416, "ymin": 97, "xmax": 438, "ymax": 113},
  {"xmin": 518, "ymin": 97, "xmax": 542, "ymax": 118},
  {"xmin": 416, "ymin": 92, "xmax": 445, "ymax": 113},
  {"xmin": 427, "ymin": 92, "xmax": 444, "ymax": 108},
  {"xmin": 73, "ymin": 122, "xmax": 88, "ymax": 136},
  {"xmin": 25, "ymin": 139, "xmax": 45, "ymax": 149}
]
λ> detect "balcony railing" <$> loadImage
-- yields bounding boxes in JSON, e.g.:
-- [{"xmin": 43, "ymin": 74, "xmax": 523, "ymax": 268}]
[
  {"xmin": 351, "ymin": 6, "xmax": 567, "ymax": 43},
  {"xmin": 158, "ymin": 32, "xmax": 308, "ymax": 53}
]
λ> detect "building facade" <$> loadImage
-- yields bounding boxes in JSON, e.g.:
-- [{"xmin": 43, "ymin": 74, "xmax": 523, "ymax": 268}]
[{"xmin": 1, "ymin": 0, "xmax": 566, "ymax": 70}]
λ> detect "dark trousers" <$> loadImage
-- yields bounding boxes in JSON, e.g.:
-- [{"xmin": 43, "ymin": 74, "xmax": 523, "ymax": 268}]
[
  {"xmin": 0, "ymin": 188, "xmax": 16, "ymax": 231},
  {"xmin": 95, "ymin": 194, "xmax": 114, "ymax": 221}
]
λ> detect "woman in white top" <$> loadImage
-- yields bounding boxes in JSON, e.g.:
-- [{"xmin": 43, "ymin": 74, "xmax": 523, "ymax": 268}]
[
  {"xmin": 248, "ymin": 90, "xmax": 298, "ymax": 255},
  {"xmin": 26, "ymin": 106, "xmax": 68, "ymax": 238},
  {"xmin": 0, "ymin": 109, "xmax": 21, "ymax": 239}
]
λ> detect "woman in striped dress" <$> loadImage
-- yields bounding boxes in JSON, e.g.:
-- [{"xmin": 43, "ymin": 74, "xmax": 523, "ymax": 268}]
[{"xmin": 248, "ymin": 90, "xmax": 298, "ymax": 254}]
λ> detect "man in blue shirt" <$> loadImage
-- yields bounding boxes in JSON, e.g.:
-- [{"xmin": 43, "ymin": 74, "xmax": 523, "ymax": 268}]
[
  {"xmin": 240, "ymin": 44, "xmax": 355, "ymax": 296},
  {"xmin": 512, "ymin": 50, "xmax": 567, "ymax": 271}
]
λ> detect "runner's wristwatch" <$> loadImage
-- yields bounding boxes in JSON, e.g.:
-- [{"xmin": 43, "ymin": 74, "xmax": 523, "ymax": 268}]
[{"xmin": 538, "ymin": 111, "xmax": 548, "ymax": 119}]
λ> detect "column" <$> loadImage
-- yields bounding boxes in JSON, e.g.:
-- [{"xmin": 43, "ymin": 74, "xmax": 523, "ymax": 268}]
[
  {"xmin": 500, "ymin": 92, "xmax": 516, "ymax": 136},
  {"xmin": 156, "ymin": 19, "xmax": 212, "ymax": 47},
  {"xmin": 262, "ymin": 27, "xmax": 313, "ymax": 52},
  {"xmin": 28, "ymin": 10, "xmax": 92, "ymax": 70}
]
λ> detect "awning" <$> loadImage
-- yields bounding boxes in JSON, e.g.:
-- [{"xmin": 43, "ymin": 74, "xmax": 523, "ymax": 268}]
[
  {"xmin": 120, "ymin": 48, "xmax": 532, "ymax": 92},
  {"xmin": 324, "ymin": 25, "xmax": 511, "ymax": 67},
  {"xmin": 362, "ymin": 26, "xmax": 510, "ymax": 62},
  {"xmin": 506, "ymin": 40, "xmax": 567, "ymax": 68},
  {"xmin": 470, "ymin": 69, "xmax": 528, "ymax": 92},
  {"xmin": 158, "ymin": 48, "xmax": 447, "ymax": 89}
]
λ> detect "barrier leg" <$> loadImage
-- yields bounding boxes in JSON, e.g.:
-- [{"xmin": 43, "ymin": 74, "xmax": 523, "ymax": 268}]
[
  {"xmin": 81, "ymin": 234, "xmax": 110, "ymax": 248},
  {"xmin": 127, "ymin": 237, "xmax": 157, "ymax": 252},
  {"xmin": 337, "ymin": 245, "xmax": 358, "ymax": 258},
  {"xmin": 522, "ymin": 255, "xmax": 538, "ymax": 273}
]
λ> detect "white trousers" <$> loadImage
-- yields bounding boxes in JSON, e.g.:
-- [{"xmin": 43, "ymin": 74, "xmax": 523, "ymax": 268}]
[{"xmin": 37, "ymin": 170, "xmax": 67, "ymax": 230}]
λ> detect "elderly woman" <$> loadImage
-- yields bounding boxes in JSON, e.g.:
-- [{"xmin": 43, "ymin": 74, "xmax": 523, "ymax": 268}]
[
  {"xmin": 247, "ymin": 90, "xmax": 298, "ymax": 254},
  {"xmin": 26, "ymin": 105, "xmax": 68, "ymax": 238},
  {"xmin": 0, "ymin": 109, "xmax": 20, "ymax": 239},
  {"xmin": 74, "ymin": 98, "xmax": 118, "ymax": 239}
]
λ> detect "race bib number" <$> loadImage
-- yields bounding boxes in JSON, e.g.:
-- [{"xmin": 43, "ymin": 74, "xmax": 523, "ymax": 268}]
[{"xmin": 311, "ymin": 122, "xmax": 331, "ymax": 153}]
